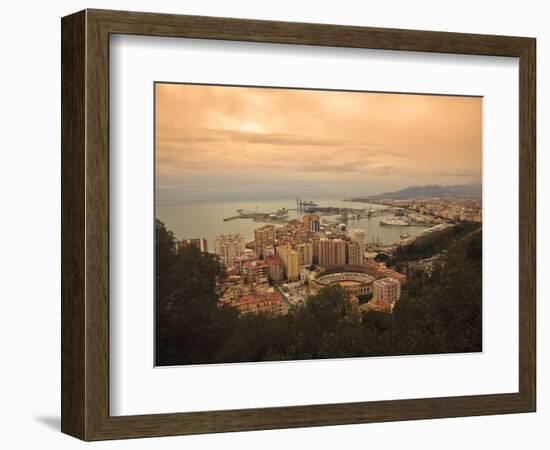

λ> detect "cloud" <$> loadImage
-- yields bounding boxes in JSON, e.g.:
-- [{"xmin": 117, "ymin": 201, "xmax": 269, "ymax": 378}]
[
  {"xmin": 436, "ymin": 169, "xmax": 482, "ymax": 177},
  {"xmin": 154, "ymin": 83, "xmax": 482, "ymax": 201},
  {"xmin": 157, "ymin": 127, "xmax": 397, "ymax": 153}
]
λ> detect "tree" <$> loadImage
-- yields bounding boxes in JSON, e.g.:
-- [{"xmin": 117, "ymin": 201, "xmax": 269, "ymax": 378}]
[
  {"xmin": 155, "ymin": 219, "xmax": 177, "ymax": 301},
  {"xmin": 287, "ymin": 285, "xmax": 358, "ymax": 360},
  {"xmin": 375, "ymin": 252, "xmax": 389, "ymax": 262},
  {"xmin": 155, "ymin": 220, "xmax": 228, "ymax": 365},
  {"xmin": 154, "ymin": 219, "xmax": 483, "ymax": 365}
]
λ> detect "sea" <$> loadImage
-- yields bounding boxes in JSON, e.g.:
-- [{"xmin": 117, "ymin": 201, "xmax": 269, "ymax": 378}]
[{"xmin": 156, "ymin": 198, "xmax": 428, "ymax": 251}]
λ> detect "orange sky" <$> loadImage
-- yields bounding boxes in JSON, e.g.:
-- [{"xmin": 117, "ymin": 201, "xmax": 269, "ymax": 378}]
[{"xmin": 155, "ymin": 83, "xmax": 481, "ymax": 203}]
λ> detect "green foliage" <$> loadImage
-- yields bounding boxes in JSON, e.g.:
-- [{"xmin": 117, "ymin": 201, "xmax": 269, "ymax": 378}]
[
  {"xmin": 389, "ymin": 221, "xmax": 481, "ymax": 264},
  {"xmin": 392, "ymin": 228, "xmax": 482, "ymax": 355},
  {"xmin": 155, "ymin": 219, "xmax": 483, "ymax": 366},
  {"xmin": 155, "ymin": 219, "xmax": 177, "ymax": 301},
  {"xmin": 155, "ymin": 220, "xmax": 228, "ymax": 365},
  {"xmin": 374, "ymin": 252, "xmax": 390, "ymax": 262},
  {"xmin": 357, "ymin": 293, "xmax": 373, "ymax": 304}
]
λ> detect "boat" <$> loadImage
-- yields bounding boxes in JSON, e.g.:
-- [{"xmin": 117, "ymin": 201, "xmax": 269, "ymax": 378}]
[
  {"xmin": 268, "ymin": 208, "xmax": 289, "ymax": 220},
  {"xmin": 380, "ymin": 217, "xmax": 410, "ymax": 226}
]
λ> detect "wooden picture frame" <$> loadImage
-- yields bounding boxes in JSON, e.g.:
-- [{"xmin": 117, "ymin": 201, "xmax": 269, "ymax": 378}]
[{"xmin": 61, "ymin": 9, "xmax": 536, "ymax": 441}]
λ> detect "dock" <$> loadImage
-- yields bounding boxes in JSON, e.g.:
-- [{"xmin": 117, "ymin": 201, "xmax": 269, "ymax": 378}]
[
  {"xmin": 223, "ymin": 215, "xmax": 242, "ymax": 222},
  {"xmin": 223, "ymin": 209, "xmax": 289, "ymax": 223}
]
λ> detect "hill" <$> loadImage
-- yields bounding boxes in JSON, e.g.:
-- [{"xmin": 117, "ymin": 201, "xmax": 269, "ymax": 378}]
[{"xmin": 350, "ymin": 184, "xmax": 481, "ymax": 201}]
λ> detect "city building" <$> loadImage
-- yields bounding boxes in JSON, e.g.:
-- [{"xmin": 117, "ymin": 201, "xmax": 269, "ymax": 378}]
[
  {"xmin": 276, "ymin": 245, "xmax": 299, "ymax": 281},
  {"xmin": 347, "ymin": 240, "xmax": 363, "ymax": 265},
  {"xmin": 254, "ymin": 225, "xmax": 276, "ymax": 259},
  {"xmin": 178, "ymin": 237, "xmax": 208, "ymax": 253},
  {"xmin": 348, "ymin": 228, "xmax": 366, "ymax": 261},
  {"xmin": 300, "ymin": 267, "xmax": 311, "ymax": 283},
  {"xmin": 279, "ymin": 281, "xmax": 308, "ymax": 307},
  {"xmin": 263, "ymin": 245, "xmax": 276, "ymax": 258},
  {"xmin": 310, "ymin": 235, "xmax": 320, "ymax": 265},
  {"xmin": 372, "ymin": 277, "xmax": 401, "ymax": 308},
  {"xmin": 294, "ymin": 229, "xmax": 311, "ymax": 244},
  {"xmin": 286, "ymin": 219, "xmax": 303, "ymax": 229},
  {"xmin": 233, "ymin": 251, "xmax": 258, "ymax": 275},
  {"xmin": 220, "ymin": 281, "xmax": 273, "ymax": 303},
  {"xmin": 242, "ymin": 260, "xmax": 269, "ymax": 285},
  {"xmin": 362, "ymin": 259, "xmax": 407, "ymax": 284},
  {"xmin": 296, "ymin": 242, "xmax": 313, "ymax": 267},
  {"xmin": 303, "ymin": 214, "xmax": 321, "ymax": 232},
  {"xmin": 214, "ymin": 234, "xmax": 245, "ymax": 268},
  {"xmin": 231, "ymin": 292, "xmax": 284, "ymax": 316},
  {"xmin": 265, "ymin": 255, "xmax": 285, "ymax": 282},
  {"xmin": 225, "ymin": 273, "xmax": 242, "ymax": 287},
  {"xmin": 318, "ymin": 238, "xmax": 347, "ymax": 267}
]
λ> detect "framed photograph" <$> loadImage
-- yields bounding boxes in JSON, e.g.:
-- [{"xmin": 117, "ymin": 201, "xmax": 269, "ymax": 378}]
[{"xmin": 61, "ymin": 9, "xmax": 536, "ymax": 440}]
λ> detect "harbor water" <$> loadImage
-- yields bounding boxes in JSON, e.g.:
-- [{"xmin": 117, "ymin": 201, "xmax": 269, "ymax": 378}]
[{"xmin": 156, "ymin": 198, "xmax": 428, "ymax": 251}]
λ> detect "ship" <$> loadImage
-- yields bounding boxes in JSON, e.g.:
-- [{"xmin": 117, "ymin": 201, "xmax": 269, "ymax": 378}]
[
  {"xmin": 304, "ymin": 202, "xmax": 318, "ymax": 213},
  {"xmin": 269, "ymin": 208, "xmax": 289, "ymax": 220},
  {"xmin": 380, "ymin": 217, "xmax": 410, "ymax": 226}
]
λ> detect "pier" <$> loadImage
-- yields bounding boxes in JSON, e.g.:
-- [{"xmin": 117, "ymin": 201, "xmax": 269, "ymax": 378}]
[
  {"xmin": 314, "ymin": 206, "xmax": 402, "ymax": 219},
  {"xmin": 223, "ymin": 208, "xmax": 290, "ymax": 223},
  {"xmin": 223, "ymin": 212, "xmax": 272, "ymax": 222},
  {"xmin": 223, "ymin": 205, "xmax": 403, "ymax": 223},
  {"xmin": 223, "ymin": 198, "xmax": 415, "ymax": 223},
  {"xmin": 223, "ymin": 215, "xmax": 243, "ymax": 222}
]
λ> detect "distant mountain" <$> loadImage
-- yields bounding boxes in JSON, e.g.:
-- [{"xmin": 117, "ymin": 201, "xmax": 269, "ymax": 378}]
[
  {"xmin": 351, "ymin": 184, "xmax": 482, "ymax": 201},
  {"xmin": 442, "ymin": 184, "xmax": 483, "ymax": 197}
]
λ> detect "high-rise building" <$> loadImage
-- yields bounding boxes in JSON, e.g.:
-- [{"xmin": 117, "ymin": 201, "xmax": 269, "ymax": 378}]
[
  {"xmin": 373, "ymin": 277, "xmax": 401, "ymax": 306},
  {"xmin": 276, "ymin": 245, "xmax": 299, "ymax": 281},
  {"xmin": 242, "ymin": 260, "xmax": 269, "ymax": 285},
  {"xmin": 266, "ymin": 255, "xmax": 284, "ymax": 282},
  {"xmin": 296, "ymin": 242, "xmax": 313, "ymax": 267},
  {"xmin": 254, "ymin": 225, "xmax": 276, "ymax": 259},
  {"xmin": 214, "ymin": 234, "xmax": 245, "ymax": 268},
  {"xmin": 303, "ymin": 214, "xmax": 321, "ymax": 232},
  {"xmin": 333, "ymin": 239, "xmax": 347, "ymax": 266},
  {"xmin": 348, "ymin": 228, "xmax": 366, "ymax": 262},
  {"xmin": 263, "ymin": 245, "xmax": 276, "ymax": 258},
  {"xmin": 311, "ymin": 235, "xmax": 320, "ymax": 265},
  {"xmin": 318, "ymin": 238, "xmax": 347, "ymax": 267},
  {"xmin": 347, "ymin": 240, "xmax": 363, "ymax": 265},
  {"xmin": 178, "ymin": 237, "xmax": 208, "ymax": 253},
  {"xmin": 317, "ymin": 238, "xmax": 331, "ymax": 267}
]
